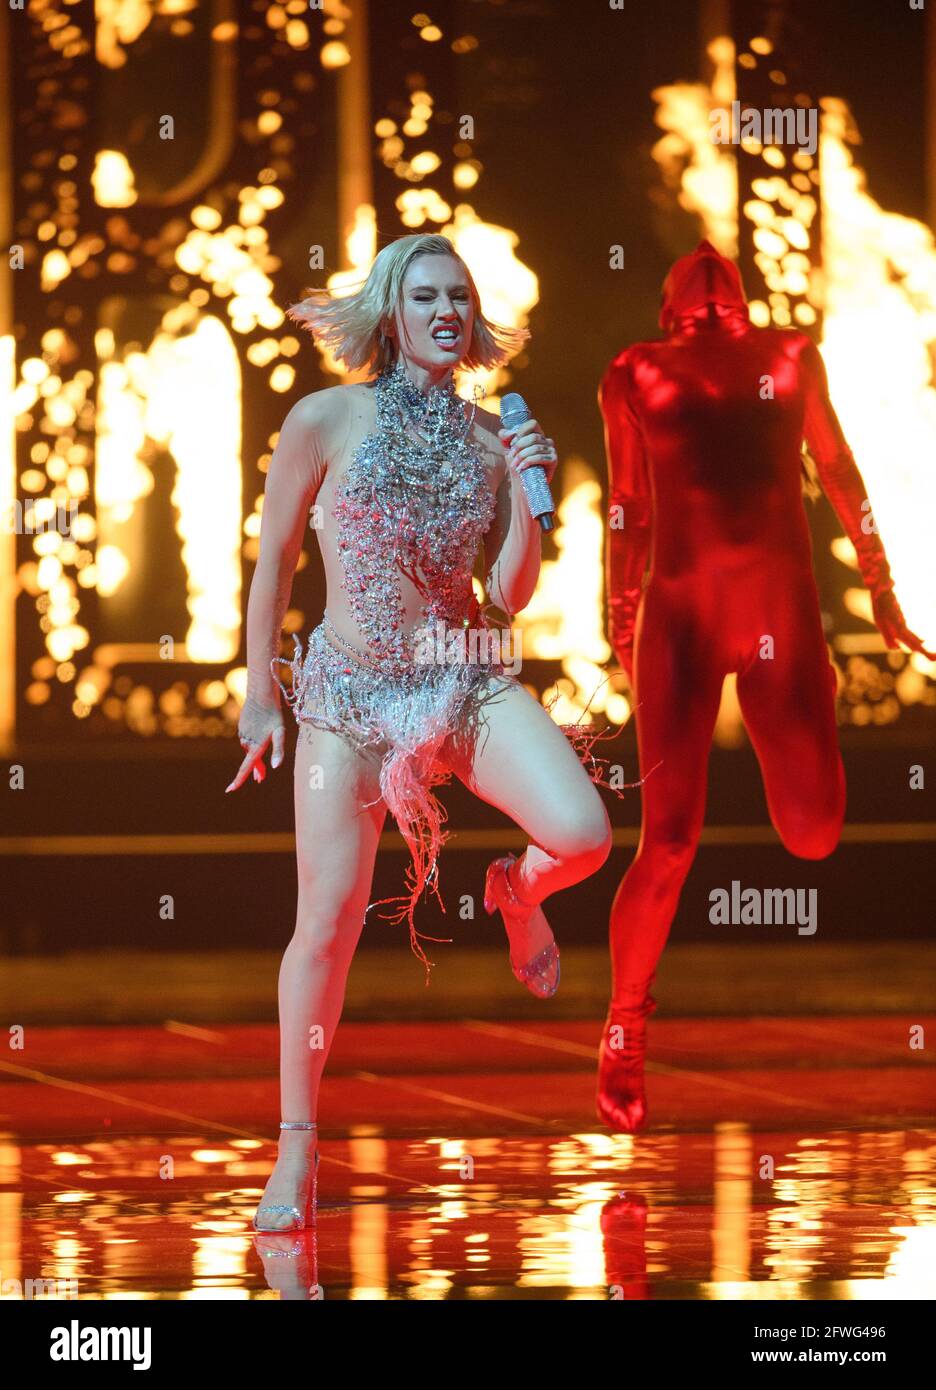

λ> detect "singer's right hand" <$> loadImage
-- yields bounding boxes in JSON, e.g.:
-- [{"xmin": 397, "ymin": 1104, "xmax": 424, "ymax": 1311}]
[{"xmin": 498, "ymin": 420, "xmax": 558, "ymax": 485}]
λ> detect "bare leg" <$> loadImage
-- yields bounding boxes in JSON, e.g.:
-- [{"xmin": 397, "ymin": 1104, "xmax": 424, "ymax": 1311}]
[
  {"xmin": 256, "ymin": 720, "xmax": 386, "ymax": 1229},
  {"xmin": 440, "ymin": 677, "xmax": 612, "ymax": 963},
  {"xmin": 280, "ymin": 721, "xmax": 387, "ymax": 1117}
]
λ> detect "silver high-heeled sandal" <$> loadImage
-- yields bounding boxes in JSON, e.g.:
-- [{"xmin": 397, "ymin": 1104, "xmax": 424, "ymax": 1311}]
[
  {"xmin": 252, "ymin": 1121, "xmax": 320, "ymax": 1232},
  {"xmin": 483, "ymin": 853, "xmax": 560, "ymax": 998}
]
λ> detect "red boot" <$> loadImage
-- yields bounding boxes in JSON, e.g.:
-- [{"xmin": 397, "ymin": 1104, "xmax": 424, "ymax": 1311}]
[{"xmin": 597, "ymin": 987, "xmax": 657, "ymax": 1133}]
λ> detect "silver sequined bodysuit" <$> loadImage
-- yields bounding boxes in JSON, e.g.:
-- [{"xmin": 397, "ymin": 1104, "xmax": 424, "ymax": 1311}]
[
  {"xmin": 333, "ymin": 361, "xmax": 496, "ymax": 671},
  {"xmin": 272, "ymin": 362, "xmax": 521, "ymax": 976}
]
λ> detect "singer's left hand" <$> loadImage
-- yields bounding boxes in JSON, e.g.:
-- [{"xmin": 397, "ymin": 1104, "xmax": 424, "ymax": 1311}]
[{"xmin": 498, "ymin": 419, "xmax": 558, "ymax": 486}]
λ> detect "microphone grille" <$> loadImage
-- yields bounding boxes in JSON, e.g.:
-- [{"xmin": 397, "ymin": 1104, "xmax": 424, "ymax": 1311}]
[{"xmin": 500, "ymin": 392, "xmax": 531, "ymax": 430}]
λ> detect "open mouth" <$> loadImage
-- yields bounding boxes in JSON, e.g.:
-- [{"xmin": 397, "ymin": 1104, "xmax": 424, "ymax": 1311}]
[{"xmin": 432, "ymin": 325, "xmax": 461, "ymax": 348}]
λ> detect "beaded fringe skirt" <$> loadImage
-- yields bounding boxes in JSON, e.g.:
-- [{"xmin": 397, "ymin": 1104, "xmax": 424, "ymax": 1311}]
[{"xmin": 273, "ymin": 618, "xmax": 626, "ymax": 983}]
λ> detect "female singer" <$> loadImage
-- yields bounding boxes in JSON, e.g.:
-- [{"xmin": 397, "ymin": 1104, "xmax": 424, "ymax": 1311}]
[{"xmin": 228, "ymin": 233, "xmax": 613, "ymax": 1230}]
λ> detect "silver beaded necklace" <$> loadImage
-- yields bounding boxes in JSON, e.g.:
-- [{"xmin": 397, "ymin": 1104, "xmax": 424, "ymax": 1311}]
[{"xmin": 377, "ymin": 358, "xmax": 481, "ymax": 471}]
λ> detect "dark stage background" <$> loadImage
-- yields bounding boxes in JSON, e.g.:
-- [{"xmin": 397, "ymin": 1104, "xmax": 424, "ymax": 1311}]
[{"xmin": 1, "ymin": 0, "xmax": 933, "ymax": 963}]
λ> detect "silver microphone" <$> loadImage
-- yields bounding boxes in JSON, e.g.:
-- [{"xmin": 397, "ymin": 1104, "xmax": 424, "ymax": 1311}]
[{"xmin": 500, "ymin": 392, "xmax": 556, "ymax": 532}]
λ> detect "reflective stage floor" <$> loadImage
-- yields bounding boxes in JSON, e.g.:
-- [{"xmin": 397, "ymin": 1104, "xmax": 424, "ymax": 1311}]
[{"xmin": 0, "ymin": 944, "xmax": 933, "ymax": 1300}]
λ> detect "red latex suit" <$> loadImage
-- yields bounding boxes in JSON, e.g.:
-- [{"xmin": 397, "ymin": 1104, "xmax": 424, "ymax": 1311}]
[{"xmin": 596, "ymin": 240, "xmax": 930, "ymax": 1132}]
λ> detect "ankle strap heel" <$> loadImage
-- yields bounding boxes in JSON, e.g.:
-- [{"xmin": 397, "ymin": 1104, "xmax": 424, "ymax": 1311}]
[{"xmin": 252, "ymin": 1123, "xmax": 320, "ymax": 1232}]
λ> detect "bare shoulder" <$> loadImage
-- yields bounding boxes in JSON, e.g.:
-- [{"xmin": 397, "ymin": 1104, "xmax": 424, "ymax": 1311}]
[
  {"xmin": 283, "ymin": 381, "xmax": 380, "ymax": 469},
  {"xmin": 287, "ymin": 383, "xmax": 352, "ymax": 439}
]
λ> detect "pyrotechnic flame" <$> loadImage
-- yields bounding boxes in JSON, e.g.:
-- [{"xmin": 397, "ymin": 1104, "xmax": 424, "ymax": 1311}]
[{"xmin": 649, "ymin": 38, "xmax": 936, "ymax": 728}]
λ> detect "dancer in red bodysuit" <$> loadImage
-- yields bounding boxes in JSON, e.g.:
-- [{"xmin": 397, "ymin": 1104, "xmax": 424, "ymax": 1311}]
[{"xmin": 597, "ymin": 240, "xmax": 932, "ymax": 1133}]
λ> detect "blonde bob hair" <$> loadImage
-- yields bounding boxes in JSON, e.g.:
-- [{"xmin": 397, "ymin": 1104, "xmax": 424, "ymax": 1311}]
[{"xmin": 286, "ymin": 233, "xmax": 529, "ymax": 375}]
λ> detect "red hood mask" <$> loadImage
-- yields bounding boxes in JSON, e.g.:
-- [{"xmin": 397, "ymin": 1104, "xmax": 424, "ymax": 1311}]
[{"xmin": 659, "ymin": 240, "xmax": 750, "ymax": 331}]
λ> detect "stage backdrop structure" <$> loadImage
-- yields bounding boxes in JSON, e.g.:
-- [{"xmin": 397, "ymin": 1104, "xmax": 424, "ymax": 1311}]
[{"xmin": 1, "ymin": 0, "xmax": 933, "ymax": 765}]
